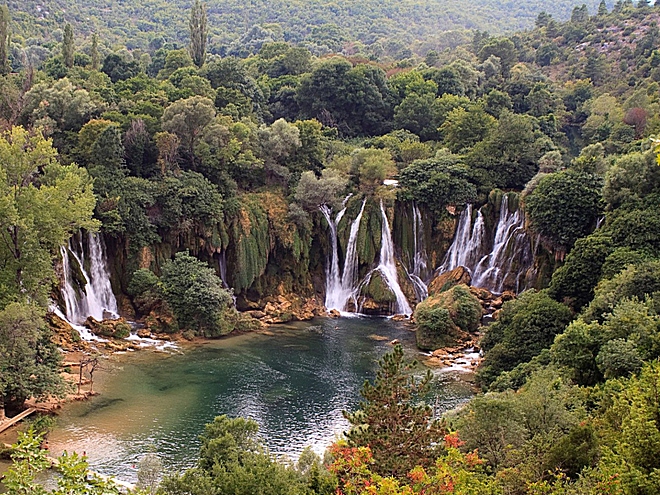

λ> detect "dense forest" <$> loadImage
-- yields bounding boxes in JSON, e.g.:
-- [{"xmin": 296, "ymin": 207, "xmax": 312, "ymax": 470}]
[
  {"xmin": 4, "ymin": 0, "xmax": 660, "ymax": 493},
  {"xmin": 6, "ymin": 0, "xmax": 607, "ymax": 59}
]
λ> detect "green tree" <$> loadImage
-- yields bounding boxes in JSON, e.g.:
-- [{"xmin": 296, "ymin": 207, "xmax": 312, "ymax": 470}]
[
  {"xmin": 161, "ymin": 95, "xmax": 215, "ymax": 163},
  {"xmin": 189, "ymin": 0, "xmax": 207, "ymax": 68},
  {"xmin": 294, "ymin": 169, "xmax": 348, "ymax": 212},
  {"xmin": 161, "ymin": 251, "xmax": 235, "ymax": 337},
  {"xmin": 478, "ymin": 290, "xmax": 574, "ymax": 387},
  {"xmin": 526, "ymin": 170, "xmax": 603, "ymax": 251},
  {"xmin": 0, "ymin": 5, "xmax": 10, "ymax": 76},
  {"xmin": 0, "ymin": 126, "xmax": 98, "ymax": 305},
  {"xmin": 62, "ymin": 23, "xmax": 74, "ymax": 69},
  {"xmin": 161, "ymin": 415, "xmax": 310, "ymax": 495},
  {"xmin": 3, "ymin": 428, "xmax": 119, "ymax": 494},
  {"xmin": 90, "ymin": 33, "xmax": 100, "ymax": 71},
  {"xmin": 343, "ymin": 344, "xmax": 447, "ymax": 479},
  {"xmin": 0, "ymin": 303, "xmax": 64, "ymax": 419}
]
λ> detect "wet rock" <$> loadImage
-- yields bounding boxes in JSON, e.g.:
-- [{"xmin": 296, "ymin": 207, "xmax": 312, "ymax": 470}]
[
  {"xmin": 328, "ymin": 309, "xmax": 341, "ymax": 318},
  {"xmin": 85, "ymin": 317, "xmax": 132, "ymax": 339},
  {"xmin": 428, "ymin": 266, "xmax": 472, "ymax": 296}
]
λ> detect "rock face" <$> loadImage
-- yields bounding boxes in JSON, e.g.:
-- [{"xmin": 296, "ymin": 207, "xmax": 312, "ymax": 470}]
[
  {"xmin": 427, "ymin": 266, "xmax": 472, "ymax": 297},
  {"xmin": 413, "ymin": 283, "xmax": 482, "ymax": 351},
  {"xmin": 47, "ymin": 312, "xmax": 88, "ymax": 350}
]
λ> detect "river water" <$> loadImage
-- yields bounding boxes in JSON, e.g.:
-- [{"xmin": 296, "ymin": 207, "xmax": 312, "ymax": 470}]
[{"xmin": 39, "ymin": 318, "xmax": 473, "ymax": 485}]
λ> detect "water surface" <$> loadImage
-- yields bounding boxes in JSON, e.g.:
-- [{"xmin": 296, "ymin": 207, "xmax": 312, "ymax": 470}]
[{"xmin": 47, "ymin": 318, "xmax": 474, "ymax": 484}]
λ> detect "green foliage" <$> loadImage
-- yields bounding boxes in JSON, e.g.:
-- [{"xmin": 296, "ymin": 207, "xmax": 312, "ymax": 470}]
[
  {"xmin": 161, "ymin": 415, "xmax": 313, "ymax": 495},
  {"xmin": 0, "ymin": 126, "xmax": 98, "ymax": 306},
  {"xmin": 4, "ymin": 428, "xmax": 120, "ymax": 494},
  {"xmin": 296, "ymin": 58, "xmax": 392, "ymax": 137},
  {"xmin": 161, "ymin": 251, "xmax": 235, "ymax": 337},
  {"xmin": 189, "ymin": 0, "xmax": 207, "ymax": 68},
  {"xmin": 548, "ymin": 233, "xmax": 614, "ymax": 312},
  {"xmin": 343, "ymin": 345, "xmax": 446, "ymax": 479},
  {"xmin": 526, "ymin": 169, "xmax": 603, "ymax": 250},
  {"xmin": 398, "ymin": 151, "xmax": 477, "ymax": 214},
  {"xmin": 478, "ymin": 290, "xmax": 574, "ymax": 387},
  {"xmin": 414, "ymin": 284, "xmax": 482, "ymax": 350},
  {"xmin": 62, "ymin": 23, "xmax": 74, "ymax": 69},
  {"xmin": 0, "ymin": 303, "xmax": 65, "ymax": 414}
]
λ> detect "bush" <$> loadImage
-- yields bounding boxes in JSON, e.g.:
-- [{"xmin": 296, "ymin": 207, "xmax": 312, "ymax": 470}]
[
  {"xmin": 414, "ymin": 284, "xmax": 481, "ymax": 350},
  {"xmin": 526, "ymin": 169, "xmax": 603, "ymax": 250},
  {"xmin": 161, "ymin": 251, "xmax": 237, "ymax": 337},
  {"xmin": 478, "ymin": 290, "xmax": 573, "ymax": 387}
]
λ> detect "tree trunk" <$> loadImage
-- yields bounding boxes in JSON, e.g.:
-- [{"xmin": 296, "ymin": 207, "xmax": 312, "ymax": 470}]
[{"xmin": 0, "ymin": 395, "xmax": 6, "ymax": 422}]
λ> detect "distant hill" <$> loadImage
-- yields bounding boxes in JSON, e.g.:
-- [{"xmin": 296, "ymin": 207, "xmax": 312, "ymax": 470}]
[{"xmin": 9, "ymin": 0, "xmax": 606, "ymax": 56}]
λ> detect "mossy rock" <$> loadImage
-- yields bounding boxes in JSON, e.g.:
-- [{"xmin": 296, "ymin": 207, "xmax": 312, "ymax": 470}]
[
  {"xmin": 362, "ymin": 271, "xmax": 396, "ymax": 304},
  {"xmin": 414, "ymin": 284, "xmax": 482, "ymax": 351}
]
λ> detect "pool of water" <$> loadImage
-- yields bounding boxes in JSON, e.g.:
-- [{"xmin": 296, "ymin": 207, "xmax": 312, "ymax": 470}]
[{"xmin": 43, "ymin": 317, "xmax": 474, "ymax": 484}]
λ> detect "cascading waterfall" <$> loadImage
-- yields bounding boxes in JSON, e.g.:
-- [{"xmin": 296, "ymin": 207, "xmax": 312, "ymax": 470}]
[
  {"xmin": 471, "ymin": 196, "xmax": 533, "ymax": 293},
  {"xmin": 60, "ymin": 232, "xmax": 119, "ymax": 325},
  {"xmin": 359, "ymin": 202, "xmax": 413, "ymax": 316},
  {"xmin": 438, "ymin": 196, "xmax": 533, "ymax": 294},
  {"xmin": 407, "ymin": 202, "xmax": 430, "ymax": 302},
  {"xmin": 323, "ymin": 198, "xmax": 366, "ymax": 312},
  {"xmin": 438, "ymin": 204, "xmax": 486, "ymax": 274}
]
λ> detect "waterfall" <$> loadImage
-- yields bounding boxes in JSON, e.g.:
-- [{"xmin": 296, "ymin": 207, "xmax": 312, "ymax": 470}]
[
  {"xmin": 438, "ymin": 205, "xmax": 486, "ymax": 274},
  {"xmin": 362, "ymin": 201, "xmax": 413, "ymax": 316},
  {"xmin": 407, "ymin": 202, "xmax": 429, "ymax": 302},
  {"xmin": 471, "ymin": 196, "xmax": 533, "ymax": 293},
  {"xmin": 438, "ymin": 196, "xmax": 533, "ymax": 294},
  {"xmin": 218, "ymin": 249, "xmax": 230, "ymax": 289},
  {"xmin": 60, "ymin": 232, "xmax": 119, "ymax": 325},
  {"xmin": 323, "ymin": 198, "xmax": 366, "ymax": 313}
]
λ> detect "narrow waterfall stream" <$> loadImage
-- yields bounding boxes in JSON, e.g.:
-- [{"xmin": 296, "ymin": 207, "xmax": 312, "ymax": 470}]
[
  {"xmin": 407, "ymin": 202, "xmax": 430, "ymax": 302},
  {"xmin": 322, "ymin": 199, "xmax": 366, "ymax": 313},
  {"xmin": 438, "ymin": 196, "xmax": 533, "ymax": 294},
  {"xmin": 358, "ymin": 202, "xmax": 413, "ymax": 316},
  {"xmin": 471, "ymin": 196, "xmax": 534, "ymax": 293}
]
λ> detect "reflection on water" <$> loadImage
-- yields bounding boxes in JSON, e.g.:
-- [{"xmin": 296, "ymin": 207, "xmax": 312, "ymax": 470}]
[{"xmin": 47, "ymin": 318, "xmax": 475, "ymax": 484}]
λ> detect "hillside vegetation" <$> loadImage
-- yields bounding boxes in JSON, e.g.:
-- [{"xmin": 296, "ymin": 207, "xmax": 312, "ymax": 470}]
[{"xmin": 9, "ymin": 0, "xmax": 604, "ymax": 57}]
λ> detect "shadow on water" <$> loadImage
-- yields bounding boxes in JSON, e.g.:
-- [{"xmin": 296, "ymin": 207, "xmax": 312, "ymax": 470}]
[{"xmin": 47, "ymin": 317, "xmax": 475, "ymax": 484}]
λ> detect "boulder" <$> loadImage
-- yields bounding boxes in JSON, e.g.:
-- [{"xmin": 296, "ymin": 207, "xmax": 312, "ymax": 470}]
[
  {"xmin": 428, "ymin": 267, "xmax": 472, "ymax": 296},
  {"xmin": 85, "ymin": 317, "xmax": 133, "ymax": 339}
]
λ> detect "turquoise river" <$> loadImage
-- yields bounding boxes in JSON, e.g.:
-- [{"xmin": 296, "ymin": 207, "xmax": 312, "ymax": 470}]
[{"xmin": 7, "ymin": 317, "xmax": 475, "ymax": 486}]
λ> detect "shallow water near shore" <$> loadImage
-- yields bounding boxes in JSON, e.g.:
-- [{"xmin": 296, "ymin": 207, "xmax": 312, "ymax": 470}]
[{"xmin": 45, "ymin": 317, "xmax": 475, "ymax": 485}]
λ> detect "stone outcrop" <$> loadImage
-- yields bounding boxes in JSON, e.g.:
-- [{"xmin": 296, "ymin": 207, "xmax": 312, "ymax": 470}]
[{"xmin": 427, "ymin": 266, "xmax": 472, "ymax": 297}]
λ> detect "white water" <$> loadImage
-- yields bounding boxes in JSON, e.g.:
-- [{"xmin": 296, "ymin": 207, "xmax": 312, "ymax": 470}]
[
  {"xmin": 61, "ymin": 232, "xmax": 119, "ymax": 325},
  {"xmin": 407, "ymin": 202, "xmax": 429, "ymax": 302},
  {"xmin": 58, "ymin": 232, "xmax": 120, "ymax": 341},
  {"xmin": 472, "ymin": 196, "xmax": 533, "ymax": 293},
  {"xmin": 438, "ymin": 196, "xmax": 533, "ymax": 294},
  {"xmin": 49, "ymin": 304, "xmax": 108, "ymax": 343},
  {"xmin": 359, "ymin": 202, "xmax": 412, "ymax": 316},
  {"xmin": 323, "ymin": 198, "xmax": 366, "ymax": 313}
]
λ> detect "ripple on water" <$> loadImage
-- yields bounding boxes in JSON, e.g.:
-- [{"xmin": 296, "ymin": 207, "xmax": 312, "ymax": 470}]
[{"xmin": 48, "ymin": 318, "xmax": 475, "ymax": 484}]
